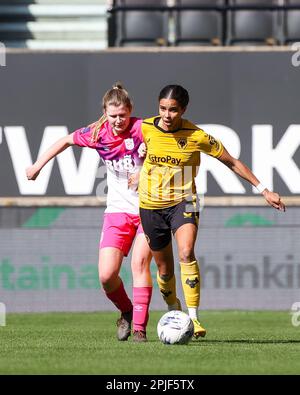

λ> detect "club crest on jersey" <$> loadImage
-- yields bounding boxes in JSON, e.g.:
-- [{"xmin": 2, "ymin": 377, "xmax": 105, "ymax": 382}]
[
  {"xmin": 80, "ymin": 127, "xmax": 90, "ymax": 134},
  {"xmin": 125, "ymin": 138, "xmax": 134, "ymax": 150},
  {"xmin": 177, "ymin": 137, "xmax": 187, "ymax": 150}
]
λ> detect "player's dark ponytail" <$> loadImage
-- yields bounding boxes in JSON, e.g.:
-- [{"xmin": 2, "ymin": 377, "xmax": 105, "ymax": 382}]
[{"xmin": 159, "ymin": 85, "xmax": 189, "ymax": 109}]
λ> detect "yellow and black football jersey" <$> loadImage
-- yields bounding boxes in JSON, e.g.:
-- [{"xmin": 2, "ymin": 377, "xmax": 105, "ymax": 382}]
[{"xmin": 138, "ymin": 116, "xmax": 224, "ymax": 209}]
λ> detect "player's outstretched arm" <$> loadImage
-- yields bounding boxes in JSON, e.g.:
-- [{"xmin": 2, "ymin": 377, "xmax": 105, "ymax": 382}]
[
  {"xmin": 217, "ymin": 146, "xmax": 286, "ymax": 212},
  {"xmin": 26, "ymin": 133, "xmax": 75, "ymax": 181}
]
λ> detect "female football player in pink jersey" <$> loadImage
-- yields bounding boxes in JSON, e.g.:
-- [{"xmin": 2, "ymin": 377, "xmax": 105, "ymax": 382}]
[{"xmin": 26, "ymin": 83, "xmax": 151, "ymax": 342}]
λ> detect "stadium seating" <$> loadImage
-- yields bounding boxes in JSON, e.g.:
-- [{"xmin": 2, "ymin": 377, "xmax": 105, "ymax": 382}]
[
  {"xmin": 0, "ymin": 0, "xmax": 108, "ymax": 49},
  {"xmin": 226, "ymin": 0, "xmax": 281, "ymax": 46},
  {"xmin": 283, "ymin": 0, "xmax": 300, "ymax": 44},
  {"xmin": 114, "ymin": 0, "xmax": 169, "ymax": 47},
  {"xmin": 173, "ymin": 0, "xmax": 225, "ymax": 46},
  {"xmin": 1, "ymin": 0, "xmax": 300, "ymax": 48}
]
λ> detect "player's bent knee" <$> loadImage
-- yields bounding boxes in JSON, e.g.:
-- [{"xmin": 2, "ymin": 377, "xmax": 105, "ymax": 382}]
[
  {"xmin": 159, "ymin": 273, "xmax": 173, "ymax": 282},
  {"xmin": 131, "ymin": 257, "xmax": 149, "ymax": 275},
  {"xmin": 99, "ymin": 272, "xmax": 117, "ymax": 288},
  {"xmin": 178, "ymin": 247, "xmax": 194, "ymax": 263}
]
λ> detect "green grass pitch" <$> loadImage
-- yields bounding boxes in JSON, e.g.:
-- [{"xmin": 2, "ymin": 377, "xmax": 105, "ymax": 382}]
[{"xmin": 1, "ymin": 311, "xmax": 300, "ymax": 375}]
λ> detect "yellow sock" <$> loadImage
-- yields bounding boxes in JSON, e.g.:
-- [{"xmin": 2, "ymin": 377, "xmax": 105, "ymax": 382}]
[
  {"xmin": 180, "ymin": 261, "xmax": 200, "ymax": 308},
  {"xmin": 156, "ymin": 272, "xmax": 177, "ymax": 306}
]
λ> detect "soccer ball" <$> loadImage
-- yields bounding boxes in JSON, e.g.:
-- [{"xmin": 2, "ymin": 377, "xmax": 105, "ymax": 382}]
[{"xmin": 157, "ymin": 310, "xmax": 194, "ymax": 345}]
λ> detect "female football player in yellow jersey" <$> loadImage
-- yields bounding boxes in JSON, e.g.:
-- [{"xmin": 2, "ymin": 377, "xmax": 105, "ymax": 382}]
[{"xmin": 138, "ymin": 84, "xmax": 286, "ymax": 339}]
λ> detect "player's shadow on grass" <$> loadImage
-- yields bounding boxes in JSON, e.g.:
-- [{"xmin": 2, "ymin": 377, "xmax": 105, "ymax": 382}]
[{"xmin": 194, "ymin": 339, "xmax": 300, "ymax": 345}]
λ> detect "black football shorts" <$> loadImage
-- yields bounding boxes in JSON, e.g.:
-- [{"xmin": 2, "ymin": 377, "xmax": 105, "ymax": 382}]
[{"xmin": 139, "ymin": 199, "xmax": 199, "ymax": 251}]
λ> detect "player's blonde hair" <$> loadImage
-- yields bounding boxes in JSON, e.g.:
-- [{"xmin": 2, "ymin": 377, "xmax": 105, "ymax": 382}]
[{"xmin": 91, "ymin": 82, "xmax": 133, "ymax": 142}]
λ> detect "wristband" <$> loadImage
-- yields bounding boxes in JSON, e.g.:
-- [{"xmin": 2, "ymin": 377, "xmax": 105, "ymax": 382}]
[{"xmin": 256, "ymin": 183, "xmax": 267, "ymax": 194}]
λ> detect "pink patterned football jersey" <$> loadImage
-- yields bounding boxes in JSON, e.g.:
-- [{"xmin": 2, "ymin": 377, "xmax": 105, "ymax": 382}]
[{"xmin": 73, "ymin": 118, "xmax": 144, "ymax": 214}]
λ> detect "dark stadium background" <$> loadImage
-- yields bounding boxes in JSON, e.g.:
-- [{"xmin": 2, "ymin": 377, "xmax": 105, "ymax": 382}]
[{"xmin": 0, "ymin": 0, "xmax": 299, "ymax": 313}]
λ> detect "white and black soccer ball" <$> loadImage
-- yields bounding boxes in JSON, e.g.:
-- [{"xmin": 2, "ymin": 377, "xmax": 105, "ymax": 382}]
[{"xmin": 157, "ymin": 310, "xmax": 194, "ymax": 345}]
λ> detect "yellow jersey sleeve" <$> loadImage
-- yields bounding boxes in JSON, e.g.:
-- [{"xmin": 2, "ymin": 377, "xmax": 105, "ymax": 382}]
[{"xmin": 196, "ymin": 129, "xmax": 224, "ymax": 158}]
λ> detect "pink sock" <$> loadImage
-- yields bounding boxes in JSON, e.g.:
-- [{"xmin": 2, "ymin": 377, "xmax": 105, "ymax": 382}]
[
  {"xmin": 133, "ymin": 287, "xmax": 153, "ymax": 332},
  {"xmin": 105, "ymin": 281, "xmax": 133, "ymax": 313}
]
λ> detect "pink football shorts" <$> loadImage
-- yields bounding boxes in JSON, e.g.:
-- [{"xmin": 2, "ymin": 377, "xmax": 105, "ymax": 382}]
[{"xmin": 99, "ymin": 212, "xmax": 144, "ymax": 256}]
